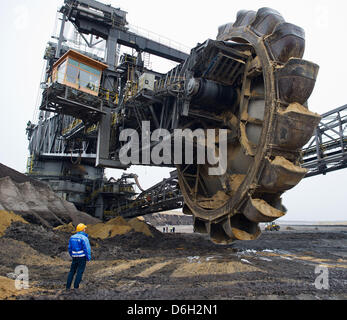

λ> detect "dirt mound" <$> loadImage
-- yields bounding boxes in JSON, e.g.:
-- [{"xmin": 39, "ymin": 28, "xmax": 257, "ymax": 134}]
[
  {"xmin": 0, "ymin": 163, "xmax": 46, "ymax": 188},
  {"xmin": 0, "ymin": 236, "xmax": 59, "ymax": 266},
  {"xmin": 2, "ymin": 218, "xmax": 160, "ymax": 263},
  {"xmin": 87, "ymin": 217, "xmax": 133, "ymax": 239},
  {"xmin": 56, "ymin": 217, "xmax": 155, "ymax": 240},
  {"xmin": 128, "ymin": 218, "xmax": 152, "ymax": 237},
  {"xmin": 4, "ymin": 222, "xmax": 70, "ymax": 257},
  {"xmin": 0, "ymin": 210, "xmax": 28, "ymax": 237},
  {"xmin": 54, "ymin": 222, "xmax": 75, "ymax": 233},
  {"xmin": 0, "ymin": 175, "xmax": 100, "ymax": 228}
]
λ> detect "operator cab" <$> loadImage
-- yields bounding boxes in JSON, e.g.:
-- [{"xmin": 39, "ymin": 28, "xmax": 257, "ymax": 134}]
[{"xmin": 50, "ymin": 49, "xmax": 108, "ymax": 96}]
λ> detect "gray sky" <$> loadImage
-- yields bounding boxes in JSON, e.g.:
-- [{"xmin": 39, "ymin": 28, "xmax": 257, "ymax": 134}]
[{"xmin": 0, "ymin": 0, "xmax": 346, "ymax": 221}]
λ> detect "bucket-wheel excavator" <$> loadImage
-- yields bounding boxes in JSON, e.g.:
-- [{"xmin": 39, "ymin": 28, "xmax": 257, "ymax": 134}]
[{"xmin": 27, "ymin": 1, "xmax": 324, "ymax": 243}]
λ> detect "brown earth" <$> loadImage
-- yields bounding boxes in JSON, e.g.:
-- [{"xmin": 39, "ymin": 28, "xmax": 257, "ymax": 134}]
[
  {"xmin": 0, "ymin": 212, "xmax": 346, "ymax": 300},
  {"xmin": 0, "ymin": 163, "xmax": 100, "ymax": 228},
  {"xmin": 0, "ymin": 163, "xmax": 346, "ymax": 300},
  {"xmin": 0, "ymin": 210, "xmax": 28, "ymax": 237}
]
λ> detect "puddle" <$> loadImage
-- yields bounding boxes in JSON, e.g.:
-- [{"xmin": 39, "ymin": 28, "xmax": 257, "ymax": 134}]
[
  {"xmin": 258, "ymin": 257, "xmax": 272, "ymax": 262},
  {"xmin": 187, "ymin": 256, "xmax": 200, "ymax": 263},
  {"xmin": 240, "ymin": 259, "xmax": 252, "ymax": 264},
  {"xmin": 280, "ymin": 256, "xmax": 293, "ymax": 260}
]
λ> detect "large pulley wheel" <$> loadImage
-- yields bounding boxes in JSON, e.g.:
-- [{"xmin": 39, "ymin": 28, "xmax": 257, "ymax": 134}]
[{"xmin": 177, "ymin": 8, "xmax": 321, "ymax": 243}]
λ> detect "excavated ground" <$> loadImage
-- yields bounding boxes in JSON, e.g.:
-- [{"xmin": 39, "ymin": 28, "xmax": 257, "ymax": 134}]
[
  {"xmin": 0, "ymin": 162, "xmax": 345, "ymax": 300},
  {"xmin": 1, "ymin": 219, "xmax": 346, "ymax": 300}
]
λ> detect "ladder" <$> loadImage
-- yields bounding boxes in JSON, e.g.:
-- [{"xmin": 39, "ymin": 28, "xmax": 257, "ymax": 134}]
[{"xmin": 143, "ymin": 52, "xmax": 152, "ymax": 69}]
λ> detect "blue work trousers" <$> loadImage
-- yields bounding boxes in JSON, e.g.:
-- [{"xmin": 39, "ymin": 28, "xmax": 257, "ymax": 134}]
[{"xmin": 66, "ymin": 257, "xmax": 87, "ymax": 289}]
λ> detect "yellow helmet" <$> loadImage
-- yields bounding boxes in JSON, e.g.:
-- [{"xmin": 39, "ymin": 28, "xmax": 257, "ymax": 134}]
[{"xmin": 76, "ymin": 223, "xmax": 87, "ymax": 232}]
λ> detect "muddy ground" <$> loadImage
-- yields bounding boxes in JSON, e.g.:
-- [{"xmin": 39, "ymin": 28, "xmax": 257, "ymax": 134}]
[{"xmin": 0, "ymin": 221, "xmax": 346, "ymax": 301}]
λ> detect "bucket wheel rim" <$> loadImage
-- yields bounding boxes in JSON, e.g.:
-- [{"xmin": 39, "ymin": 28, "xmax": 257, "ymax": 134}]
[{"xmin": 177, "ymin": 7, "xmax": 320, "ymax": 243}]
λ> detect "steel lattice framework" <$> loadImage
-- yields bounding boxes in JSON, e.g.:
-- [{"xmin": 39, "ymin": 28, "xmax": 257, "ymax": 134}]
[{"xmin": 301, "ymin": 104, "xmax": 347, "ymax": 177}]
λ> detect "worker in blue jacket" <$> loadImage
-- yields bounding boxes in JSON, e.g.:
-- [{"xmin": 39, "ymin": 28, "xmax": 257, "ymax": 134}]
[{"xmin": 66, "ymin": 223, "xmax": 91, "ymax": 290}]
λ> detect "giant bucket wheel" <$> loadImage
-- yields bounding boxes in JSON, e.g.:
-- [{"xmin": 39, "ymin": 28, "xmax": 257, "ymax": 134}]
[{"xmin": 177, "ymin": 8, "xmax": 321, "ymax": 243}]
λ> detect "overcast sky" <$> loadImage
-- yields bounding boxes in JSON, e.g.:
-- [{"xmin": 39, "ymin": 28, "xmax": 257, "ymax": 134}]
[{"xmin": 0, "ymin": 0, "xmax": 346, "ymax": 221}]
